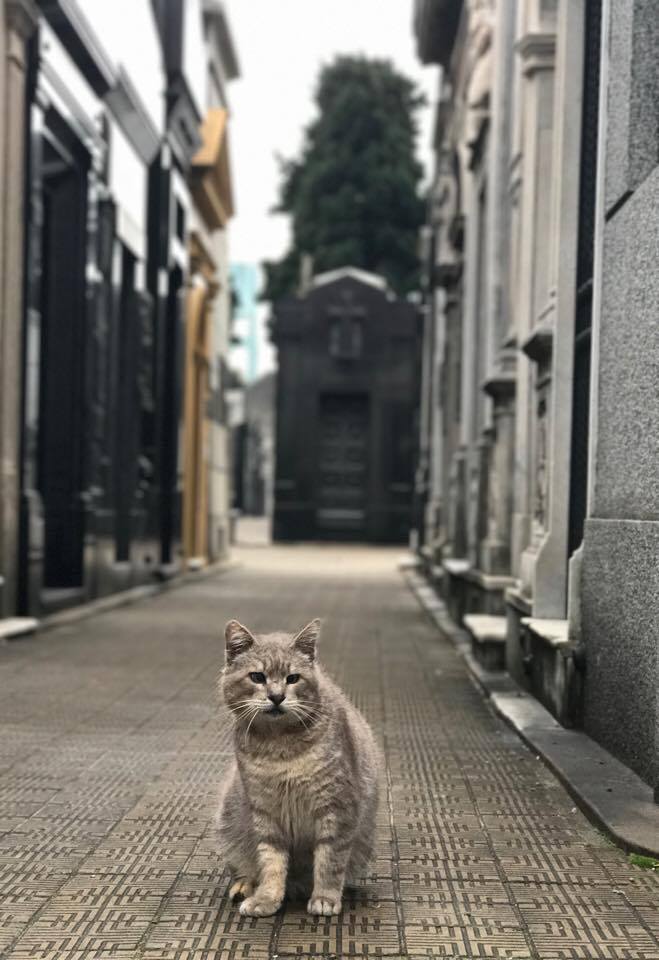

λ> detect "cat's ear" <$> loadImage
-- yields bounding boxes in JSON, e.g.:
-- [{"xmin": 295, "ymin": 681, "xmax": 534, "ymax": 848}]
[
  {"xmin": 293, "ymin": 619, "xmax": 321, "ymax": 662},
  {"xmin": 224, "ymin": 620, "xmax": 255, "ymax": 663}
]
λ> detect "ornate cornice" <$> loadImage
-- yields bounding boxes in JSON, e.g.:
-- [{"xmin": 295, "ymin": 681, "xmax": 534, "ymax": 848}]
[
  {"xmin": 483, "ymin": 372, "xmax": 516, "ymax": 401},
  {"xmin": 521, "ymin": 322, "xmax": 553, "ymax": 363},
  {"xmin": 515, "ymin": 31, "xmax": 556, "ymax": 76}
]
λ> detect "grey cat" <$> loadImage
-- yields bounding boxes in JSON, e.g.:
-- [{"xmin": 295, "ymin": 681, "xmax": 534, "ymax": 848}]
[{"xmin": 217, "ymin": 618, "xmax": 379, "ymax": 917}]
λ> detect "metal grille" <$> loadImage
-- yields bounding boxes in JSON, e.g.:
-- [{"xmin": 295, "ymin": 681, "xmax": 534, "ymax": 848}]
[{"xmin": 569, "ymin": 0, "xmax": 602, "ymax": 552}]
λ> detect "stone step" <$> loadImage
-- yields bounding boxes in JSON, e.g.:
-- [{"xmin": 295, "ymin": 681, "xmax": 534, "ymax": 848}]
[
  {"xmin": 463, "ymin": 613, "xmax": 507, "ymax": 671},
  {"xmin": 520, "ymin": 617, "xmax": 576, "ymax": 725},
  {"xmin": 0, "ymin": 617, "xmax": 39, "ymax": 641}
]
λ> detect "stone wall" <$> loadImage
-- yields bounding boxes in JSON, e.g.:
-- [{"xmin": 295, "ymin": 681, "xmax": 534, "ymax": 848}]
[
  {"xmin": 414, "ymin": 0, "xmax": 659, "ymax": 794},
  {"xmin": 581, "ymin": 0, "xmax": 659, "ymax": 792}
]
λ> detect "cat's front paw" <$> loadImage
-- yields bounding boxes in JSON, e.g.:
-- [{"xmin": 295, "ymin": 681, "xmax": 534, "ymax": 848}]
[
  {"xmin": 238, "ymin": 893, "xmax": 282, "ymax": 917},
  {"xmin": 307, "ymin": 892, "xmax": 342, "ymax": 916}
]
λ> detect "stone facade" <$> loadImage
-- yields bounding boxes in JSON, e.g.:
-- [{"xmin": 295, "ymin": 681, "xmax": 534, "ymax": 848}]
[
  {"xmin": 0, "ymin": 0, "xmax": 239, "ymax": 619},
  {"xmin": 0, "ymin": 0, "xmax": 38, "ymax": 618},
  {"xmin": 414, "ymin": 0, "xmax": 659, "ymax": 796}
]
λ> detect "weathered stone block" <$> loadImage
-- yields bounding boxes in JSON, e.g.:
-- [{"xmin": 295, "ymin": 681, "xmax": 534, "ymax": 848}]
[
  {"xmin": 595, "ymin": 164, "xmax": 659, "ymax": 520},
  {"xmin": 582, "ymin": 518, "xmax": 659, "ymax": 789},
  {"xmin": 464, "ymin": 613, "xmax": 507, "ymax": 671}
]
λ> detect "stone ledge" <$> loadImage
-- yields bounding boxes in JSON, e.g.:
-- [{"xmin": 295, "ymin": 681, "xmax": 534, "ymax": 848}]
[
  {"xmin": 405, "ymin": 568, "xmax": 659, "ymax": 858},
  {"xmin": 522, "ymin": 617, "xmax": 570, "ymax": 648},
  {"xmin": 463, "ymin": 614, "xmax": 507, "ymax": 643},
  {"xmin": 442, "ymin": 558, "xmax": 471, "ymax": 576},
  {"xmin": 463, "ymin": 614, "xmax": 507, "ymax": 671},
  {"xmin": 464, "ymin": 568, "xmax": 516, "ymax": 591},
  {"xmin": 0, "ymin": 617, "xmax": 39, "ymax": 641}
]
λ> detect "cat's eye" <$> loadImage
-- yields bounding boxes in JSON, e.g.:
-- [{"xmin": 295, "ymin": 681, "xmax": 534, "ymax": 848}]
[
  {"xmin": 249, "ymin": 672, "xmax": 266, "ymax": 684},
  {"xmin": 286, "ymin": 674, "xmax": 300, "ymax": 684}
]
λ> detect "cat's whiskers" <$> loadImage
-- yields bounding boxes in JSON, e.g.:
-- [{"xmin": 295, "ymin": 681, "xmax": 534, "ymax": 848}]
[
  {"xmin": 243, "ymin": 704, "xmax": 261, "ymax": 746},
  {"xmin": 294, "ymin": 700, "xmax": 332, "ymax": 723},
  {"xmin": 287, "ymin": 704, "xmax": 311, "ymax": 732},
  {"xmin": 231, "ymin": 701, "xmax": 260, "ymax": 720},
  {"xmin": 232, "ymin": 701, "xmax": 269, "ymax": 729}
]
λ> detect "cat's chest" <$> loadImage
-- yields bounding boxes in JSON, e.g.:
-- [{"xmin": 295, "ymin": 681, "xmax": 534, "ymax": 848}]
[{"xmin": 245, "ymin": 751, "xmax": 325, "ymax": 832}]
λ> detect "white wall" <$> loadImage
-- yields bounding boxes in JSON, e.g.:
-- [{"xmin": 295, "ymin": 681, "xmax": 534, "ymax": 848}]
[{"xmin": 109, "ymin": 121, "xmax": 148, "ymax": 261}]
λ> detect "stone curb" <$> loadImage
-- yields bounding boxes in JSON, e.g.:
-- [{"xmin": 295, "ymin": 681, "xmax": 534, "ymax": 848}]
[
  {"xmin": 6, "ymin": 559, "xmax": 239, "ymax": 639},
  {"xmin": 403, "ymin": 565, "xmax": 659, "ymax": 859}
]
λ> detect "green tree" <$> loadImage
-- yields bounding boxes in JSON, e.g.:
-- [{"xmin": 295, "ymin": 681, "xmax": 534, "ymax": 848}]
[{"xmin": 263, "ymin": 56, "xmax": 426, "ymax": 301}]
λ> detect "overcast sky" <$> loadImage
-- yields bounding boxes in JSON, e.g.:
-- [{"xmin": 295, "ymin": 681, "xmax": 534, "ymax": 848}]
[{"xmin": 223, "ymin": 0, "xmax": 439, "ymax": 268}]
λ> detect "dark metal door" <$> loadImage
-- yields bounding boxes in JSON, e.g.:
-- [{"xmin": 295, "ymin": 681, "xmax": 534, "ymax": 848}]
[
  {"xmin": 317, "ymin": 395, "xmax": 368, "ymax": 533},
  {"xmin": 37, "ymin": 119, "xmax": 89, "ymax": 589},
  {"xmin": 569, "ymin": 0, "xmax": 602, "ymax": 556}
]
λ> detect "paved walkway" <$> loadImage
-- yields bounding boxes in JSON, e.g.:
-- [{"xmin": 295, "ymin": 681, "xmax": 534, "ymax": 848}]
[{"xmin": 0, "ymin": 544, "xmax": 658, "ymax": 959}]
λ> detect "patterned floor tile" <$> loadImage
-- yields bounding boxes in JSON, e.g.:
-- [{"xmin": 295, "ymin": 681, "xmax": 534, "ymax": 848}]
[{"xmin": 0, "ymin": 546, "xmax": 656, "ymax": 960}]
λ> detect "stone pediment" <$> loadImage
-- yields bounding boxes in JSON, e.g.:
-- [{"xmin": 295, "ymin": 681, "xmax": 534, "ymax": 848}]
[
  {"xmin": 190, "ymin": 108, "xmax": 234, "ymax": 229},
  {"xmin": 310, "ymin": 267, "xmax": 390, "ymax": 294}
]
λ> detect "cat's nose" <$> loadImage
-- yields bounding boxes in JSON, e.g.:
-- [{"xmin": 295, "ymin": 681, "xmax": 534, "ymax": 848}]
[{"xmin": 268, "ymin": 692, "xmax": 285, "ymax": 706}]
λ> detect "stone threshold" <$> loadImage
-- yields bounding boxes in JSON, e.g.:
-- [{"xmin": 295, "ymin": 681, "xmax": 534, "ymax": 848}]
[
  {"xmin": 441, "ymin": 558, "xmax": 516, "ymax": 592},
  {"xmin": 463, "ymin": 613, "xmax": 507, "ymax": 671},
  {"xmin": 2, "ymin": 560, "xmax": 238, "ymax": 640},
  {"xmin": 404, "ymin": 565, "xmax": 659, "ymax": 858},
  {"xmin": 464, "ymin": 613, "xmax": 507, "ymax": 642},
  {"xmin": 0, "ymin": 617, "xmax": 39, "ymax": 641},
  {"xmin": 522, "ymin": 616, "xmax": 570, "ymax": 648}
]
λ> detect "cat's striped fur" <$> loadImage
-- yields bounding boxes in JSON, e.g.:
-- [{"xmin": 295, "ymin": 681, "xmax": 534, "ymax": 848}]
[{"xmin": 217, "ymin": 618, "xmax": 379, "ymax": 917}]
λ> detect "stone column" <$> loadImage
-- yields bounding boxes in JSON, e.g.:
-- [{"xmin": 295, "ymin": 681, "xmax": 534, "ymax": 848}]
[
  {"xmin": 458, "ymin": 165, "xmax": 483, "ymax": 570},
  {"xmin": 424, "ymin": 284, "xmax": 445, "ymax": 551},
  {"xmin": 414, "ymin": 295, "xmax": 433, "ymax": 552},
  {"xmin": 0, "ymin": 0, "xmax": 37, "ymax": 616},
  {"xmin": 509, "ymin": 10, "xmax": 556, "ymax": 591},
  {"xmin": 531, "ymin": 0, "xmax": 586, "ymax": 618},
  {"xmin": 427, "ymin": 140, "xmax": 462, "ymax": 557},
  {"xmin": 479, "ymin": 0, "xmax": 516, "ymax": 577}
]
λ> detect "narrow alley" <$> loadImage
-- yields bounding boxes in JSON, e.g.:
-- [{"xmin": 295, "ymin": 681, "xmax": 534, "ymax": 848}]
[{"xmin": 0, "ymin": 544, "xmax": 657, "ymax": 959}]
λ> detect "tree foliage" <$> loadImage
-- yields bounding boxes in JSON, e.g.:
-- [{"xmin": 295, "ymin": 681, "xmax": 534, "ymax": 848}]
[{"xmin": 263, "ymin": 56, "xmax": 426, "ymax": 301}]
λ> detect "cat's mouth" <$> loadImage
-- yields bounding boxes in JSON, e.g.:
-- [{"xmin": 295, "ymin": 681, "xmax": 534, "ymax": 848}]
[{"xmin": 264, "ymin": 705, "xmax": 286, "ymax": 718}]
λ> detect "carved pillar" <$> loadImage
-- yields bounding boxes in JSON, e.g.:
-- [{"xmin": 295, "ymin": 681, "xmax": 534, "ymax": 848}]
[
  {"xmin": 481, "ymin": 353, "xmax": 516, "ymax": 573},
  {"xmin": 477, "ymin": 0, "xmax": 516, "ymax": 578},
  {"xmin": 532, "ymin": 0, "xmax": 586, "ymax": 618},
  {"xmin": 509, "ymin": 6, "xmax": 557, "ymax": 595},
  {"xmin": 426, "ymin": 143, "xmax": 462, "ymax": 557},
  {"xmin": 0, "ymin": 0, "xmax": 38, "ymax": 615}
]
